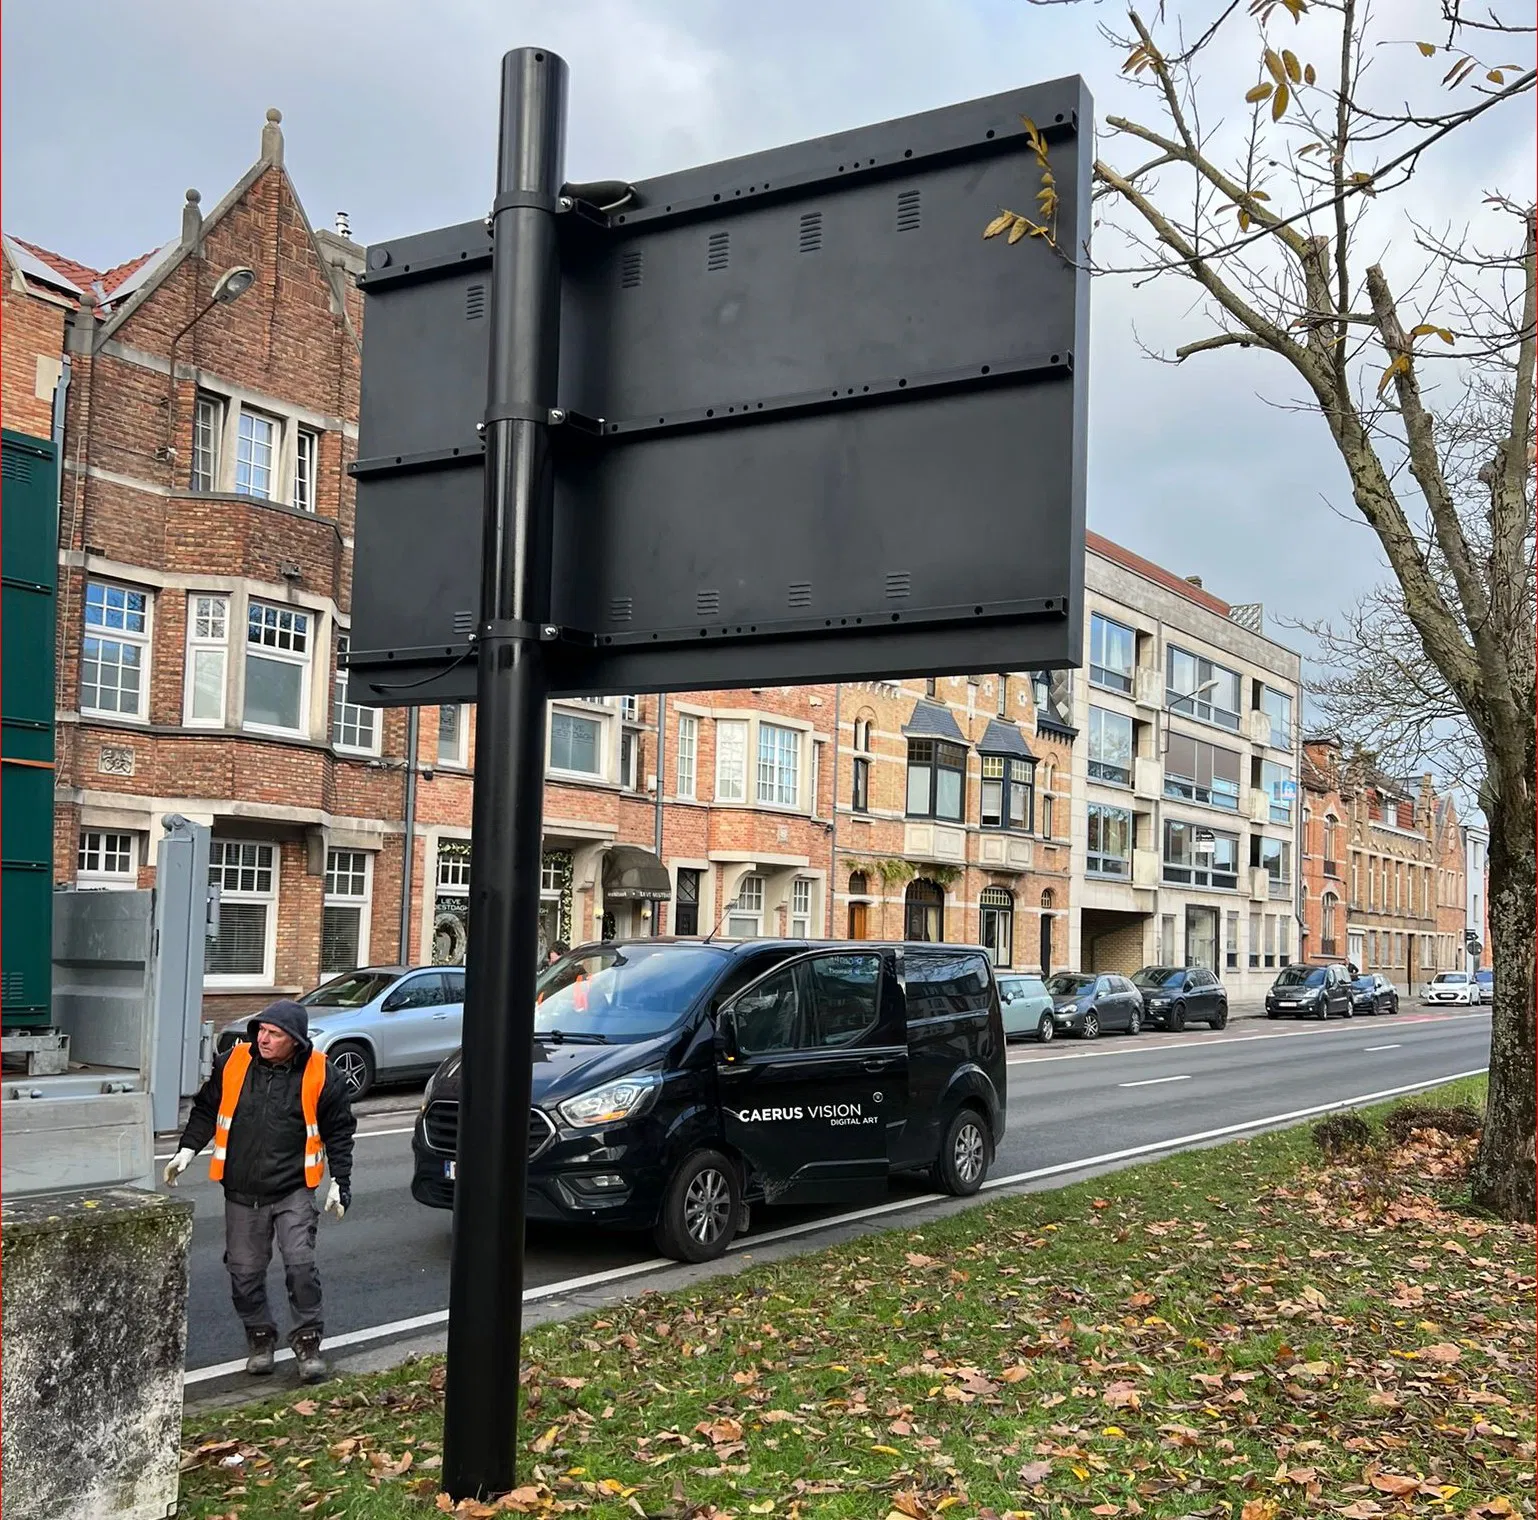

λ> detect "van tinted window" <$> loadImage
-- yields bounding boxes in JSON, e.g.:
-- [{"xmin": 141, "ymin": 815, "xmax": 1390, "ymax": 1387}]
[
  {"xmin": 906, "ymin": 951, "xmax": 993, "ymax": 1019},
  {"xmin": 805, "ymin": 953, "xmax": 881, "ymax": 1046}
]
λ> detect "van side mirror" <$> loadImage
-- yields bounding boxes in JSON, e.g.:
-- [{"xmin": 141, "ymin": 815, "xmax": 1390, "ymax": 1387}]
[{"xmin": 715, "ymin": 1007, "xmax": 740, "ymax": 1062}]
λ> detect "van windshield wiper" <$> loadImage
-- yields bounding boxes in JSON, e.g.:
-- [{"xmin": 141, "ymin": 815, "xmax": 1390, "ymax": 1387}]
[{"xmin": 540, "ymin": 1029, "xmax": 609, "ymax": 1045}]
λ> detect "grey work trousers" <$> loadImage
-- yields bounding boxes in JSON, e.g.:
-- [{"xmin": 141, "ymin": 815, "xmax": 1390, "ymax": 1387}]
[{"xmin": 223, "ymin": 1186, "xmax": 323, "ymax": 1342}]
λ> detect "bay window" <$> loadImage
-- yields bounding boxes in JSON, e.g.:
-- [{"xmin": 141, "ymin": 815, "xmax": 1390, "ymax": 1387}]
[
  {"xmin": 1089, "ymin": 612, "xmax": 1136, "ymax": 693},
  {"xmin": 715, "ymin": 719, "xmax": 748, "ymax": 802},
  {"xmin": 980, "ymin": 754, "xmax": 1035, "ymax": 831},
  {"xmin": 906, "ymin": 739, "xmax": 965, "ymax": 822},
  {"xmin": 82, "ymin": 580, "xmax": 150, "ymax": 719},
  {"xmin": 235, "ymin": 409, "xmax": 278, "ymax": 499},
  {"xmin": 1087, "ymin": 707, "xmax": 1133, "ymax": 786},
  {"xmin": 675, "ymin": 714, "xmax": 698, "ymax": 799},
  {"xmin": 757, "ymin": 722, "xmax": 801, "ymax": 807},
  {"xmin": 331, "ymin": 634, "xmax": 378, "ymax": 754},
  {"xmin": 184, "ymin": 593, "xmax": 229, "ymax": 726},
  {"xmin": 1086, "ymin": 803, "xmax": 1133, "ymax": 877},
  {"xmin": 243, "ymin": 601, "xmax": 311, "ymax": 735}
]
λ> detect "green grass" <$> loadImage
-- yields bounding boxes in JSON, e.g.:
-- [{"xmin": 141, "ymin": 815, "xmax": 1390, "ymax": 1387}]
[{"xmin": 179, "ymin": 1077, "xmax": 1535, "ymax": 1519}]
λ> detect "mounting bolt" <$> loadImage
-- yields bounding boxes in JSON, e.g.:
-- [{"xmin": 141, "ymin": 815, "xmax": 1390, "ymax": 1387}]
[
  {"xmin": 548, "ymin": 408, "xmax": 567, "ymax": 425},
  {"xmin": 558, "ymin": 196, "xmax": 574, "ymax": 212},
  {"xmin": 475, "ymin": 421, "xmax": 487, "ymax": 434}
]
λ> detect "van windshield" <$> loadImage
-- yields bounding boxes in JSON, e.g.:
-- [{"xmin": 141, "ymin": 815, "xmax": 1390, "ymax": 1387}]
[
  {"xmin": 534, "ymin": 944, "xmax": 728, "ymax": 1041},
  {"xmin": 1274, "ymin": 965, "xmax": 1325, "ymax": 988}
]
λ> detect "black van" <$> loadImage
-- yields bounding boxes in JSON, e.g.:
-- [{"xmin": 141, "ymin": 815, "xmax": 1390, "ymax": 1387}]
[{"xmin": 411, "ymin": 937, "xmax": 1008, "ymax": 1262}]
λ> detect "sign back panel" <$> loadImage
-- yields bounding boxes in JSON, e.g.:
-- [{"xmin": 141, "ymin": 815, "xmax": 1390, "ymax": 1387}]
[{"xmin": 348, "ymin": 75, "xmax": 1091, "ymax": 703}]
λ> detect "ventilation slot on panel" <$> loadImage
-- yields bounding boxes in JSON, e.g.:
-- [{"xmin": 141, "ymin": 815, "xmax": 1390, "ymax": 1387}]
[
  {"xmin": 798, "ymin": 211, "xmax": 823, "ymax": 253},
  {"xmin": 696, "ymin": 589, "xmax": 721, "ymax": 618},
  {"xmin": 464, "ymin": 283, "xmax": 487, "ymax": 320},
  {"xmin": 896, "ymin": 189, "xmax": 922, "ymax": 232},
  {"xmin": 884, "ymin": 571, "xmax": 912, "ymax": 600},
  {"xmin": 787, "ymin": 581, "xmax": 812, "ymax": 609},
  {"xmin": 620, "ymin": 250, "xmax": 644, "ymax": 289},
  {"xmin": 608, "ymin": 596, "xmax": 634, "ymax": 623},
  {"xmin": 1, "ymin": 453, "xmax": 36, "ymax": 482},
  {"xmin": 706, "ymin": 231, "xmax": 731, "ymax": 272},
  {"xmin": 452, "ymin": 609, "xmax": 476, "ymax": 636}
]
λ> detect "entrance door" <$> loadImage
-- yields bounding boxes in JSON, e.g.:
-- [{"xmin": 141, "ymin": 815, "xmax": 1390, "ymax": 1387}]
[
  {"xmin": 717, "ymin": 949, "xmax": 904, "ymax": 1205},
  {"xmin": 1185, "ymin": 907, "xmax": 1218, "ymax": 972}
]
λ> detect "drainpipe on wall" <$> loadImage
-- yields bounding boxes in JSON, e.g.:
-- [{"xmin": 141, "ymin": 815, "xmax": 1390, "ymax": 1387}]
[
  {"xmin": 400, "ymin": 705, "xmax": 420, "ymax": 962},
  {"xmin": 51, "ymin": 355, "xmax": 71, "ymax": 522},
  {"xmin": 827, "ymin": 683, "xmax": 841, "ymax": 936}
]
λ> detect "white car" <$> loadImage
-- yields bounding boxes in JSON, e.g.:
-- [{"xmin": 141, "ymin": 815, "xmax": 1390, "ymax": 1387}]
[{"xmin": 1421, "ymin": 970, "xmax": 1480, "ymax": 1006}]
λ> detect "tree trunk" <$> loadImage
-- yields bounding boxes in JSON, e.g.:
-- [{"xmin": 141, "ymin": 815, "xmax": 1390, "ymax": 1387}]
[{"xmin": 1468, "ymin": 792, "xmax": 1537, "ymax": 1221}]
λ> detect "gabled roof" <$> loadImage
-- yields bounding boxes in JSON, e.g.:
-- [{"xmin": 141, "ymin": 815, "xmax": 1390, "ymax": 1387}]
[
  {"xmin": 1087, "ymin": 530, "xmax": 1233, "ymax": 617},
  {"xmin": 6, "ymin": 235, "xmax": 172, "ymax": 310},
  {"xmin": 978, "ymin": 719, "xmax": 1035, "ymax": 759},
  {"xmin": 902, "ymin": 701, "xmax": 967, "ymax": 744}
]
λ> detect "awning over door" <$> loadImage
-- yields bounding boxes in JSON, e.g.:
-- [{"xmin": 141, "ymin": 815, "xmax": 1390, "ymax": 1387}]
[{"xmin": 602, "ymin": 846, "xmax": 673, "ymax": 902}]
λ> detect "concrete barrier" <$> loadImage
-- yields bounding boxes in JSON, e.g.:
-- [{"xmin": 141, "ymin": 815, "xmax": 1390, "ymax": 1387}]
[{"xmin": 2, "ymin": 1187, "xmax": 193, "ymax": 1520}]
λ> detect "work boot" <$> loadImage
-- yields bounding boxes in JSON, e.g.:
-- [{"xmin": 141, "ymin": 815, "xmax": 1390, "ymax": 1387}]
[
  {"xmin": 292, "ymin": 1331, "xmax": 328, "ymax": 1384},
  {"xmin": 244, "ymin": 1328, "xmax": 277, "ymax": 1377}
]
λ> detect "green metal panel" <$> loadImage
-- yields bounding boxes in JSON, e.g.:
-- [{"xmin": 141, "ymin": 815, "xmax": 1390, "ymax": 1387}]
[{"xmin": 3, "ymin": 428, "xmax": 59, "ymax": 1026}]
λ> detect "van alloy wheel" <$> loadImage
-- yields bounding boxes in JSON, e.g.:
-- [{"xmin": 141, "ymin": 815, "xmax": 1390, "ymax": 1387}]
[
  {"xmin": 952, "ymin": 1118, "xmax": 986, "ymax": 1186},
  {"xmin": 684, "ymin": 1166, "xmax": 733, "ymax": 1247}
]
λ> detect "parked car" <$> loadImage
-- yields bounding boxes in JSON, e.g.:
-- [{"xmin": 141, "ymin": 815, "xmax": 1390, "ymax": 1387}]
[
  {"xmin": 1349, "ymin": 973, "xmax": 1399, "ymax": 1017},
  {"xmin": 412, "ymin": 938, "xmax": 1008, "ymax": 1262},
  {"xmin": 1044, "ymin": 971, "xmax": 1144, "ymax": 1038},
  {"xmin": 1422, "ymin": 970, "xmax": 1480, "ymax": 1006},
  {"xmin": 217, "ymin": 965, "xmax": 465, "ymax": 1099},
  {"xmin": 1265, "ymin": 963, "xmax": 1353, "ymax": 1019},
  {"xmin": 1474, "ymin": 968, "xmax": 1493, "ymax": 1003},
  {"xmin": 998, "ymin": 972, "xmax": 1055, "ymax": 1042},
  {"xmin": 1130, "ymin": 966, "xmax": 1229, "ymax": 1031}
]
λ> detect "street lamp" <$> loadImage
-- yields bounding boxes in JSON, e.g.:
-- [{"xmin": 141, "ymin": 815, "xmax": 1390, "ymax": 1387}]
[{"xmin": 160, "ymin": 264, "xmax": 258, "ymax": 474}]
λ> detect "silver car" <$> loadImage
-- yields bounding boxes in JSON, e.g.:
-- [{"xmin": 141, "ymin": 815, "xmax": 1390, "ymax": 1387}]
[
  {"xmin": 998, "ymin": 972, "xmax": 1056, "ymax": 1042},
  {"xmin": 218, "ymin": 965, "xmax": 465, "ymax": 1098}
]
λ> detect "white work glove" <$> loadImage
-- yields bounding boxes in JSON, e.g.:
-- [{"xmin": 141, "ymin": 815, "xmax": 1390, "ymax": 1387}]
[
  {"xmin": 163, "ymin": 1148, "xmax": 196, "ymax": 1187},
  {"xmin": 323, "ymin": 1179, "xmax": 348, "ymax": 1221}
]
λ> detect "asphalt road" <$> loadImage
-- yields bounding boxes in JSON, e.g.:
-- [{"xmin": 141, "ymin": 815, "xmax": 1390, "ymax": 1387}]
[{"xmin": 167, "ymin": 1006, "xmax": 1489, "ymax": 1381}]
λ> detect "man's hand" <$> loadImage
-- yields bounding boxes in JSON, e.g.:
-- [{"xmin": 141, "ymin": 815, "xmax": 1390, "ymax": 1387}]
[
  {"xmin": 323, "ymin": 1180, "xmax": 351, "ymax": 1221},
  {"xmin": 163, "ymin": 1148, "xmax": 196, "ymax": 1187}
]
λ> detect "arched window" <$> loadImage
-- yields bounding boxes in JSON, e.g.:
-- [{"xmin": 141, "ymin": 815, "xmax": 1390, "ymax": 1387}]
[
  {"xmin": 1321, "ymin": 892, "xmax": 1339, "ymax": 954},
  {"xmin": 1039, "ymin": 889, "xmax": 1055, "ymax": 976},
  {"xmin": 852, "ymin": 714, "xmax": 875, "ymax": 752},
  {"xmin": 1040, "ymin": 762, "xmax": 1055, "ymax": 839},
  {"xmin": 904, "ymin": 878, "xmax": 944, "ymax": 942},
  {"xmin": 847, "ymin": 870, "xmax": 870, "ymax": 940},
  {"xmin": 1322, "ymin": 814, "xmax": 1339, "ymax": 872},
  {"xmin": 979, "ymin": 886, "xmax": 1013, "ymax": 967}
]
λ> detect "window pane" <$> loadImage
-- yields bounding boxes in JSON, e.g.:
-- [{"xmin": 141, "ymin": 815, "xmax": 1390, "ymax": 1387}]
[
  {"xmin": 676, "ymin": 715, "xmax": 697, "ymax": 797},
  {"xmin": 321, "ymin": 905, "xmax": 361, "ymax": 974},
  {"xmin": 191, "ymin": 647, "xmax": 225, "ymax": 722},
  {"xmin": 935, "ymin": 764, "xmax": 963, "ymax": 820},
  {"xmin": 245, "ymin": 653, "xmax": 304, "ymax": 730},
  {"xmin": 732, "ymin": 966, "xmax": 802, "ymax": 1055},
  {"xmin": 551, "ymin": 712, "xmax": 602, "ymax": 774},
  {"xmin": 716, "ymin": 720, "xmax": 747, "ymax": 801},
  {"xmin": 235, "ymin": 411, "xmax": 276, "ymax": 499},
  {"xmin": 906, "ymin": 762, "xmax": 931, "ymax": 815},
  {"xmin": 1088, "ymin": 707, "xmax": 1133, "ymax": 784},
  {"xmin": 207, "ymin": 900, "xmax": 267, "ymax": 976},
  {"xmin": 806, "ymin": 954, "xmax": 880, "ymax": 1046},
  {"xmin": 437, "ymin": 704, "xmax": 461, "ymax": 762}
]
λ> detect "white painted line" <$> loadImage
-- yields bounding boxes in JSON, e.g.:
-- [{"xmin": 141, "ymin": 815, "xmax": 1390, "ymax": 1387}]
[
  {"xmin": 184, "ymin": 1063, "xmax": 1487, "ymax": 1385},
  {"xmin": 1363, "ymin": 1045, "xmax": 1401, "ymax": 1052},
  {"xmin": 1006, "ymin": 1010, "xmax": 1484, "ymax": 1067},
  {"xmin": 155, "ymin": 1124, "xmax": 415, "ymax": 1165},
  {"xmin": 1118, "ymin": 1074, "xmax": 1192, "ymax": 1088}
]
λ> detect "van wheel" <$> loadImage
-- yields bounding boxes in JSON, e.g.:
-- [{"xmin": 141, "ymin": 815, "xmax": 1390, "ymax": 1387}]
[
  {"xmin": 653, "ymin": 1150, "xmax": 740, "ymax": 1263},
  {"xmin": 932, "ymin": 1108, "xmax": 989, "ymax": 1197},
  {"xmin": 1036, "ymin": 1014, "xmax": 1055, "ymax": 1044},
  {"xmin": 329, "ymin": 1042, "xmax": 374, "ymax": 1100}
]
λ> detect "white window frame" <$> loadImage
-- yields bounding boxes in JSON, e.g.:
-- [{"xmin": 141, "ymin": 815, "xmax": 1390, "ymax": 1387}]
[
  {"xmin": 191, "ymin": 391, "xmax": 225, "ymax": 492},
  {"xmin": 676, "ymin": 714, "xmax": 698, "ymax": 799},
  {"xmin": 757, "ymin": 722, "xmax": 801, "ymax": 808},
  {"xmin": 548, "ymin": 704, "xmax": 606, "ymax": 780},
  {"xmin": 715, "ymin": 719, "xmax": 748, "ymax": 803},
  {"xmin": 437, "ymin": 704, "xmax": 468, "ymax": 768},
  {"xmin": 81, "ymin": 579, "xmax": 151, "ymax": 721},
  {"xmin": 76, "ymin": 829, "xmax": 138, "ymax": 890},
  {"xmin": 206, "ymin": 839, "xmax": 278, "ymax": 987},
  {"xmin": 619, "ymin": 727, "xmax": 641, "ymax": 791},
  {"xmin": 235, "ymin": 408, "xmax": 279, "ymax": 500},
  {"xmin": 436, "ymin": 838, "xmax": 472, "ymax": 895},
  {"xmin": 183, "ymin": 592, "xmax": 229, "ymax": 727},
  {"xmin": 242, "ymin": 600, "xmax": 313, "ymax": 737},
  {"xmin": 294, "ymin": 428, "xmax": 319, "ymax": 513},
  {"xmin": 727, "ymin": 874, "xmax": 764, "ymax": 938},
  {"xmin": 790, "ymin": 878, "xmax": 813, "ymax": 938},
  {"xmin": 331, "ymin": 634, "xmax": 379, "ymax": 755},
  {"xmin": 322, "ymin": 849, "xmax": 372, "ymax": 974}
]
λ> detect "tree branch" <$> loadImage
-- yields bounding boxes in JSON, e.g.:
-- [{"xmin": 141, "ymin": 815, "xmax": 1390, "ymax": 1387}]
[{"xmin": 1173, "ymin": 332, "xmax": 1256, "ymax": 359}]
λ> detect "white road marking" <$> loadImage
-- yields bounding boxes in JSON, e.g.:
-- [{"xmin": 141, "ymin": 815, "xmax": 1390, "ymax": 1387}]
[
  {"xmin": 155, "ymin": 1124, "xmax": 415, "ymax": 1165},
  {"xmin": 1363, "ymin": 1045, "xmax": 1401, "ymax": 1052},
  {"xmin": 181, "ymin": 1064, "xmax": 1489, "ymax": 1385},
  {"xmin": 1118, "ymin": 1074, "xmax": 1192, "ymax": 1088},
  {"xmin": 1006, "ymin": 1009, "xmax": 1484, "ymax": 1066}
]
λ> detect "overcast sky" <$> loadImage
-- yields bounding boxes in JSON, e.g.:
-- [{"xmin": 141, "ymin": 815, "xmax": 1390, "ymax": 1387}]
[{"xmin": 4, "ymin": 0, "xmax": 1533, "ymax": 672}]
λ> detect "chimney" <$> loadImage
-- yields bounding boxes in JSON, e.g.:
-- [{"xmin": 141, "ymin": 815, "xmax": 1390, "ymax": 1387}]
[
  {"xmin": 1185, "ymin": 574, "xmax": 1204, "ymax": 589},
  {"xmin": 334, "ymin": 211, "xmax": 352, "ymax": 239},
  {"xmin": 261, "ymin": 107, "xmax": 284, "ymax": 166},
  {"xmin": 181, "ymin": 188, "xmax": 203, "ymax": 249}
]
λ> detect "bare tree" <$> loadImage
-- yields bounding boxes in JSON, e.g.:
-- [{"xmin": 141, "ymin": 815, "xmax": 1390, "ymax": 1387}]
[{"xmin": 994, "ymin": 1, "xmax": 1535, "ymax": 1217}]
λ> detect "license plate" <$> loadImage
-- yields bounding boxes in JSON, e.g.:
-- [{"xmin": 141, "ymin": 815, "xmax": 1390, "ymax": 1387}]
[{"xmin": 444, "ymin": 1160, "xmax": 457, "ymax": 1181}]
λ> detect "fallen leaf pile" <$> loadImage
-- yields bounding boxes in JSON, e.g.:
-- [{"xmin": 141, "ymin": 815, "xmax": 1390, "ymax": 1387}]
[{"xmin": 179, "ymin": 1083, "xmax": 1533, "ymax": 1520}]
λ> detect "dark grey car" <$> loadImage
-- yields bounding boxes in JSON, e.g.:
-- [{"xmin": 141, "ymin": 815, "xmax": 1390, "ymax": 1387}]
[
  {"xmin": 1131, "ymin": 966, "xmax": 1229, "ymax": 1030},
  {"xmin": 1045, "ymin": 971, "xmax": 1144, "ymax": 1038}
]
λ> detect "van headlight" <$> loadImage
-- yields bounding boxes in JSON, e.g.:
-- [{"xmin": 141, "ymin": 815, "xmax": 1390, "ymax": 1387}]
[{"xmin": 558, "ymin": 1072, "xmax": 663, "ymax": 1128}]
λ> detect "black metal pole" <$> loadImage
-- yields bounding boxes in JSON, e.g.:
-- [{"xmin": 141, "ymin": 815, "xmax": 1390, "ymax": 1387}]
[{"xmin": 443, "ymin": 46, "xmax": 567, "ymax": 1502}]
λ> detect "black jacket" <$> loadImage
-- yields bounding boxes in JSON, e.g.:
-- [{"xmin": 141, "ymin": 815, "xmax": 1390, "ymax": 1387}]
[{"xmin": 181, "ymin": 1021, "xmax": 356, "ymax": 1205}]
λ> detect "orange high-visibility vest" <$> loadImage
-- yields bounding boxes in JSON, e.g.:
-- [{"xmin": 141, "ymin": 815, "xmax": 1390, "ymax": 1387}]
[{"xmin": 208, "ymin": 1042, "xmax": 329, "ymax": 1188}]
